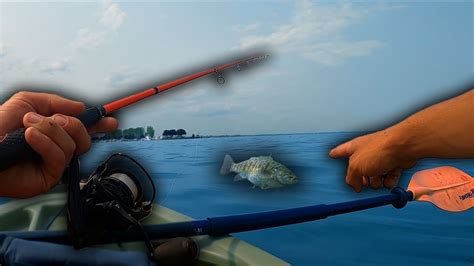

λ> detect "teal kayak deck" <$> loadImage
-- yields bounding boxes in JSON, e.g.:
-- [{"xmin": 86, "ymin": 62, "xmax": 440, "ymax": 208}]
[{"xmin": 0, "ymin": 191, "xmax": 289, "ymax": 265}]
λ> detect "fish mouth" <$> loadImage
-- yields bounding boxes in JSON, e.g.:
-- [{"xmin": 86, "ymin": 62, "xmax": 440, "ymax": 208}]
[
  {"xmin": 290, "ymin": 176, "xmax": 299, "ymax": 183},
  {"xmin": 281, "ymin": 176, "xmax": 298, "ymax": 184}
]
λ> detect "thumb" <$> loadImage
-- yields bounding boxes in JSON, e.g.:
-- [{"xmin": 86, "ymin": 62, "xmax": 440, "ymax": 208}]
[{"xmin": 329, "ymin": 140, "xmax": 355, "ymax": 158}]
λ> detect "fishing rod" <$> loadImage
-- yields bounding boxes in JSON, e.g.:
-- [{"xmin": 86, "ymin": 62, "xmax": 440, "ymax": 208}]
[
  {"xmin": 4, "ymin": 166, "xmax": 472, "ymax": 244},
  {"xmin": 0, "ymin": 54, "xmax": 268, "ymax": 171}
]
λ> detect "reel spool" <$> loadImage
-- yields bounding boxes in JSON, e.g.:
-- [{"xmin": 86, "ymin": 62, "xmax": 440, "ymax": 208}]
[{"xmin": 67, "ymin": 153, "xmax": 156, "ymax": 256}]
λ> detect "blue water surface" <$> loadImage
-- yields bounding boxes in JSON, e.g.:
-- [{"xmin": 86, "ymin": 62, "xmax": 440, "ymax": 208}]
[
  {"xmin": 21, "ymin": 133, "xmax": 474, "ymax": 265},
  {"xmin": 78, "ymin": 133, "xmax": 474, "ymax": 266}
]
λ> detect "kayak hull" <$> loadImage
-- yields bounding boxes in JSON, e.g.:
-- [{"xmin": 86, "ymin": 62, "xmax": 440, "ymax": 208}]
[{"xmin": 0, "ymin": 192, "xmax": 289, "ymax": 266}]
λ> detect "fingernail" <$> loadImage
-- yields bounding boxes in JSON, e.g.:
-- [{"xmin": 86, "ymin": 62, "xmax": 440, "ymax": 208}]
[
  {"xmin": 53, "ymin": 115, "xmax": 68, "ymax": 126},
  {"xmin": 29, "ymin": 127, "xmax": 40, "ymax": 139},
  {"xmin": 26, "ymin": 113, "xmax": 42, "ymax": 124}
]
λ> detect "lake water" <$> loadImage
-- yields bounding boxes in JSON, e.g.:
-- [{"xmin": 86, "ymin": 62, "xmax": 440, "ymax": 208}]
[{"xmin": 10, "ymin": 133, "xmax": 474, "ymax": 265}]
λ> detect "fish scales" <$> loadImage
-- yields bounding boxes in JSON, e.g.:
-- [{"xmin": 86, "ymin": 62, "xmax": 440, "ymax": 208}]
[
  {"xmin": 242, "ymin": 159, "xmax": 263, "ymax": 173},
  {"xmin": 220, "ymin": 155, "xmax": 298, "ymax": 189}
]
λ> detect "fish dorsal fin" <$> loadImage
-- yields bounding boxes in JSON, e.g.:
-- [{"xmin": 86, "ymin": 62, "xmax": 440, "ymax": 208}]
[{"xmin": 258, "ymin": 156, "xmax": 273, "ymax": 162}]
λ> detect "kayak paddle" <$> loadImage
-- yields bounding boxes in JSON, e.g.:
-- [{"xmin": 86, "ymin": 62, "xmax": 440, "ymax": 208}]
[
  {"xmin": 0, "ymin": 54, "xmax": 268, "ymax": 171},
  {"xmin": 4, "ymin": 166, "xmax": 472, "ymax": 244},
  {"xmin": 408, "ymin": 166, "xmax": 473, "ymax": 212}
]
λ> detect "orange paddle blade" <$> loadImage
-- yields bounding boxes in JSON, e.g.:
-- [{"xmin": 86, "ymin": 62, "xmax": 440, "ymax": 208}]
[{"xmin": 408, "ymin": 166, "xmax": 473, "ymax": 212}]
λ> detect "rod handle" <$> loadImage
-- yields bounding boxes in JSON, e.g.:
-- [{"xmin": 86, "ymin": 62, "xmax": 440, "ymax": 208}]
[
  {"xmin": 0, "ymin": 128, "xmax": 38, "ymax": 171},
  {"xmin": 78, "ymin": 106, "xmax": 106, "ymax": 128},
  {"xmin": 0, "ymin": 106, "xmax": 105, "ymax": 172}
]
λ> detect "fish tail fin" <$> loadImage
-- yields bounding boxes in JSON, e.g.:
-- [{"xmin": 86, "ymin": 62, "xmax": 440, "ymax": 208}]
[{"xmin": 220, "ymin": 154, "xmax": 235, "ymax": 175}]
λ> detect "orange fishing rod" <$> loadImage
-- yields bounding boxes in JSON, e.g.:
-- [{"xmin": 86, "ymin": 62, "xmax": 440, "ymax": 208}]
[
  {"xmin": 0, "ymin": 54, "xmax": 269, "ymax": 171},
  {"xmin": 102, "ymin": 54, "xmax": 267, "ymax": 115},
  {"xmin": 84, "ymin": 54, "xmax": 268, "ymax": 125}
]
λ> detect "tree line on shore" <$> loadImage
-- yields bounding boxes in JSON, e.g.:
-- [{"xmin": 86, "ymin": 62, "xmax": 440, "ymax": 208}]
[
  {"xmin": 162, "ymin": 129, "xmax": 186, "ymax": 138},
  {"xmin": 93, "ymin": 126, "xmax": 155, "ymax": 140},
  {"xmin": 92, "ymin": 126, "xmax": 196, "ymax": 140}
]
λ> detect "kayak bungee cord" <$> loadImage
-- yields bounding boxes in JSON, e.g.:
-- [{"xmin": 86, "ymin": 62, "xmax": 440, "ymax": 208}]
[
  {"xmin": 3, "ymin": 166, "xmax": 472, "ymax": 244},
  {"xmin": 0, "ymin": 54, "xmax": 269, "ymax": 172}
]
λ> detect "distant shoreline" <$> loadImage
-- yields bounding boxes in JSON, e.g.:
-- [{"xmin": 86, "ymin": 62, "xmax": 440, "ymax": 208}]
[{"xmin": 91, "ymin": 131, "xmax": 367, "ymax": 143}]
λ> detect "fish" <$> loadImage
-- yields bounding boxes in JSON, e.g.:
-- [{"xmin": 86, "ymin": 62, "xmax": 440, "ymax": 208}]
[{"xmin": 220, "ymin": 154, "xmax": 298, "ymax": 189}]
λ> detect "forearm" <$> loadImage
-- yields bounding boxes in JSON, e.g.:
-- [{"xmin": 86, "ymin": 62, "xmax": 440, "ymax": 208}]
[{"xmin": 387, "ymin": 89, "xmax": 474, "ymax": 159}]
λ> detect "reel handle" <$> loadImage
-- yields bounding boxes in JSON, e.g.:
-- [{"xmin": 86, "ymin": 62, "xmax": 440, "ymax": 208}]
[{"xmin": 0, "ymin": 106, "xmax": 105, "ymax": 172}]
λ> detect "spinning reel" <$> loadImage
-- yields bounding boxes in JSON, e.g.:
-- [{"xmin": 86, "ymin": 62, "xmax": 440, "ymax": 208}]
[{"xmin": 67, "ymin": 153, "xmax": 156, "ymax": 256}]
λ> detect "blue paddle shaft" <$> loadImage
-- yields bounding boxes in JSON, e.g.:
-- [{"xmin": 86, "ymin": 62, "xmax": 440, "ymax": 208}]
[
  {"xmin": 158, "ymin": 187, "xmax": 411, "ymax": 237},
  {"xmin": 1, "ymin": 189, "xmax": 413, "ymax": 244}
]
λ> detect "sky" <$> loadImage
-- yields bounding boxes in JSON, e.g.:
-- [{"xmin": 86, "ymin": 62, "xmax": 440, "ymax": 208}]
[{"xmin": 0, "ymin": 1, "xmax": 472, "ymax": 135}]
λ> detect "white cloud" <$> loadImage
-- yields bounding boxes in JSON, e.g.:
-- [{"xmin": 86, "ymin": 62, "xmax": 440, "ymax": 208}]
[
  {"xmin": 232, "ymin": 22, "xmax": 260, "ymax": 33},
  {"xmin": 99, "ymin": 2, "xmax": 126, "ymax": 31},
  {"xmin": 0, "ymin": 43, "xmax": 9, "ymax": 58},
  {"xmin": 1, "ymin": 53, "xmax": 70, "ymax": 77},
  {"xmin": 40, "ymin": 59, "xmax": 71, "ymax": 74},
  {"xmin": 302, "ymin": 40, "xmax": 384, "ymax": 66},
  {"xmin": 70, "ymin": 1, "xmax": 125, "ymax": 51},
  {"xmin": 2, "ymin": 56, "xmax": 38, "ymax": 73},
  {"xmin": 70, "ymin": 28, "xmax": 107, "ymax": 50},
  {"xmin": 12, "ymin": 57, "xmax": 39, "ymax": 73},
  {"xmin": 104, "ymin": 66, "xmax": 141, "ymax": 87},
  {"xmin": 235, "ymin": 1, "xmax": 394, "ymax": 65}
]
